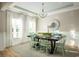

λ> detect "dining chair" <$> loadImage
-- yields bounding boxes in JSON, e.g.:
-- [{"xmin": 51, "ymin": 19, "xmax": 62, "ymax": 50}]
[
  {"xmin": 39, "ymin": 39, "xmax": 51, "ymax": 53},
  {"xmin": 30, "ymin": 33, "xmax": 40, "ymax": 49},
  {"xmin": 54, "ymin": 35, "xmax": 66, "ymax": 56},
  {"xmin": 39, "ymin": 33, "xmax": 53, "ymax": 53}
]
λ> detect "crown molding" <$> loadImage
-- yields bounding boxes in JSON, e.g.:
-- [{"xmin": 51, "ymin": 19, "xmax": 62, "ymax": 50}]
[
  {"xmin": 48, "ymin": 3, "xmax": 79, "ymax": 16},
  {"xmin": 14, "ymin": 5, "xmax": 38, "ymax": 15},
  {"xmin": 0, "ymin": 2, "xmax": 15, "ymax": 11}
]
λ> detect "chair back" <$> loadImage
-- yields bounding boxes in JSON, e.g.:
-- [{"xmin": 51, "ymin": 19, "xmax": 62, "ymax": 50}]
[
  {"xmin": 56, "ymin": 35, "xmax": 66, "ymax": 47},
  {"xmin": 53, "ymin": 33, "xmax": 66, "ymax": 45}
]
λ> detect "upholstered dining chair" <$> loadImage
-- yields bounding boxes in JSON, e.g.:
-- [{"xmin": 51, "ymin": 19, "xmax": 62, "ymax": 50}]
[
  {"xmin": 30, "ymin": 33, "xmax": 40, "ymax": 49},
  {"xmin": 54, "ymin": 34, "xmax": 66, "ymax": 56},
  {"xmin": 39, "ymin": 39, "xmax": 51, "ymax": 53}
]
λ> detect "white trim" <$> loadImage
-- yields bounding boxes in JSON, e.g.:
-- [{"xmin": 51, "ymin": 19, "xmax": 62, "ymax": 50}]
[{"xmin": 48, "ymin": 3, "xmax": 79, "ymax": 16}]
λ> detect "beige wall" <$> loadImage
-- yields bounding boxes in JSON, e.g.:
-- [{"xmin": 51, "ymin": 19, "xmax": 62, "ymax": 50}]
[
  {"xmin": 37, "ymin": 9, "xmax": 79, "ymax": 48},
  {"xmin": 37, "ymin": 9, "xmax": 79, "ymax": 32},
  {"xmin": 0, "ymin": 10, "xmax": 6, "ymax": 51}
]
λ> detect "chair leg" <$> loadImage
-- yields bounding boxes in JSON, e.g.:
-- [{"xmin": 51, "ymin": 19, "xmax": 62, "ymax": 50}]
[
  {"xmin": 53, "ymin": 47, "xmax": 57, "ymax": 54},
  {"xmin": 62, "ymin": 48, "xmax": 65, "ymax": 56},
  {"xmin": 46, "ymin": 48, "xmax": 48, "ymax": 53}
]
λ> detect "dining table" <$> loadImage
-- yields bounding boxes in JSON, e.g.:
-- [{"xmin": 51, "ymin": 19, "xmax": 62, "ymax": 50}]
[{"xmin": 35, "ymin": 36, "xmax": 60, "ymax": 54}]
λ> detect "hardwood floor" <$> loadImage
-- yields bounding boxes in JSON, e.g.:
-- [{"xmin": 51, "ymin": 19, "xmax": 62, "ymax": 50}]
[
  {"xmin": 0, "ymin": 48, "xmax": 19, "ymax": 57},
  {"xmin": 0, "ymin": 42, "xmax": 79, "ymax": 57}
]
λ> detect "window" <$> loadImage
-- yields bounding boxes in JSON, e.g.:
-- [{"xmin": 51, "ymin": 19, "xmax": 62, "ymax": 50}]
[
  {"xmin": 28, "ymin": 17, "xmax": 36, "ymax": 34},
  {"xmin": 12, "ymin": 18, "xmax": 23, "ymax": 38}
]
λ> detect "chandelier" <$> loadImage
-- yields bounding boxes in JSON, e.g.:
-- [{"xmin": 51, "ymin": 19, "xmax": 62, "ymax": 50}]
[{"xmin": 39, "ymin": 2, "xmax": 47, "ymax": 18}]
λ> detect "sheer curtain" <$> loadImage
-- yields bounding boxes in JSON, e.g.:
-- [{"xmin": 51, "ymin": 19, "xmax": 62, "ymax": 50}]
[
  {"xmin": 11, "ymin": 14, "xmax": 23, "ymax": 39},
  {"xmin": 7, "ymin": 11, "xmax": 25, "ymax": 46},
  {"xmin": 6, "ymin": 10, "xmax": 37, "ymax": 47},
  {"xmin": 27, "ymin": 16, "xmax": 36, "ymax": 34}
]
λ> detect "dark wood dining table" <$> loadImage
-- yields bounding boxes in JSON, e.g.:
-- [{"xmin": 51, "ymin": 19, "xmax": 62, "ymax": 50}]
[{"xmin": 35, "ymin": 36, "xmax": 59, "ymax": 54}]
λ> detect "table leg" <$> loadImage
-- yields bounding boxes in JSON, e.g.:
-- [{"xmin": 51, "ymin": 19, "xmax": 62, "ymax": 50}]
[
  {"xmin": 49, "ymin": 41, "xmax": 53, "ymax": 54},
  {"xmin": 50, "ymin": 41, "xmax": 56, "ymax": 54},
  {"xmin": 53, "ymin": 41, "xmax": 56, "ymax": 53},
  {"xmin": 37, "ymin": 38, "xmax": 40, "ymax": 48}
]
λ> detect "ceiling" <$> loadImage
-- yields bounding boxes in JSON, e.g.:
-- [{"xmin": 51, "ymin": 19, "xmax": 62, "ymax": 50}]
[{"xmin": 14, "ymin": 2, "xmax": 74, "ymax": 14}]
